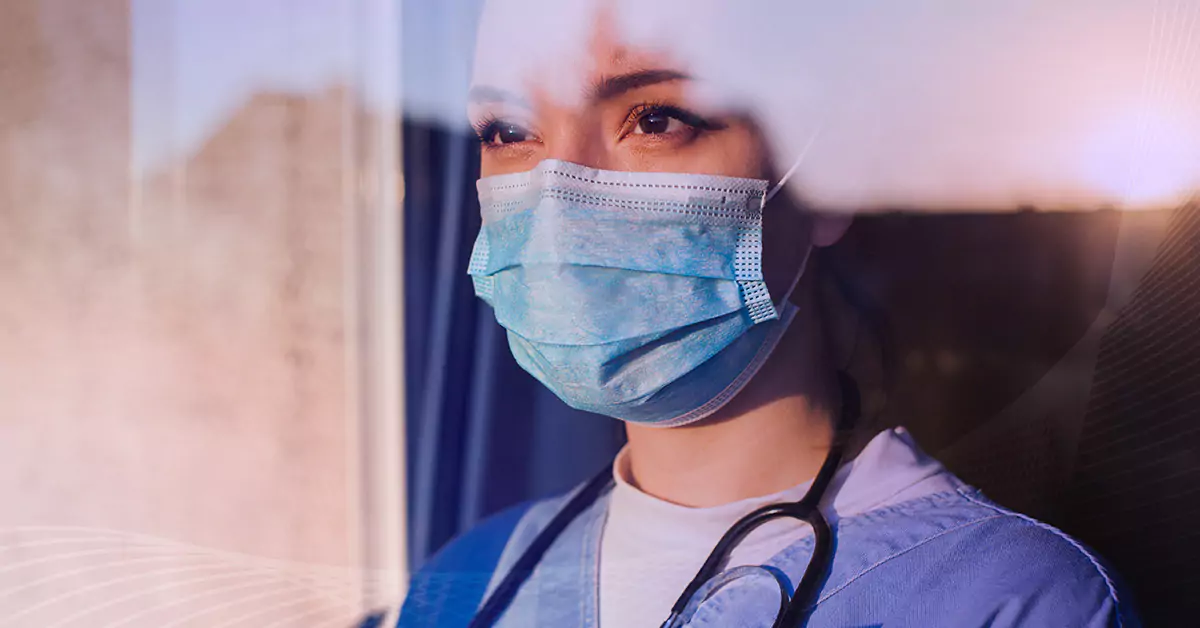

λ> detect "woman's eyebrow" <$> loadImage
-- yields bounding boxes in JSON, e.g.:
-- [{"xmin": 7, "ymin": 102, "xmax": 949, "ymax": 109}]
[
  {"xmin": 467, "ymin": 84, "xmax": 532, "ymax": 109},
  {"xmin": 589, "ymin": 69, "xmax": 690, "ymax": 102},
  {"xmin": 468, "ymin": 69, "xmax": 689, "ymax": 109}
]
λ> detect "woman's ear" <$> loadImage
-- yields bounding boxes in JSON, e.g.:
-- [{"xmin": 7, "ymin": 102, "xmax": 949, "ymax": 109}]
[{"xmin": 812, "ymin": 213, "xmax": 854, "ymax": 248}]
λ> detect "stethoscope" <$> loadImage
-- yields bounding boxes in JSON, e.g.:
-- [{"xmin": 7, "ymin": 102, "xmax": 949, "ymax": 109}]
[{"xmin": 467, "ymin": 371, "xmax": 861, "ymax": 628}]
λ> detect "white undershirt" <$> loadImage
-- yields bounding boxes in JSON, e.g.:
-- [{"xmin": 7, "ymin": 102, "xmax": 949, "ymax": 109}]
[{"xmin": 598, "ymin": 427, "xmax": 960, "ymax": 628}]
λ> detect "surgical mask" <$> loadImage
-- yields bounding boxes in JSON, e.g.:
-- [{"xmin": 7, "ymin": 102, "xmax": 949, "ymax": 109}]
[{"xmin": 468, "ymin": 159, "xmax": 810, "ymax": 426}]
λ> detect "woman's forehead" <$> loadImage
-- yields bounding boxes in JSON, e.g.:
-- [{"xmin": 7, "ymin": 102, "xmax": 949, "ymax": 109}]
[{"xmin": 471, "ymin": 0, "xmax": 717, "ymax": 106}]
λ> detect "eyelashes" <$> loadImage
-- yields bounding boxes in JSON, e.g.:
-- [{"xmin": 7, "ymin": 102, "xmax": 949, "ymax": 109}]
[
  {"xmin": 470, "ymin": 115, "xmax": 496, "ymax": 143},
  {"xmin": 472, "ymin": 102, "xmax": 727, "ymax": 150}
]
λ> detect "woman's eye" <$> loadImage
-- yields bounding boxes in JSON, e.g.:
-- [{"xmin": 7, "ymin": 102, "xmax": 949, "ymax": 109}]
[
  {"xmin": 494, "ymin": 123, "xmax": 530, "ymax": 144},
  {"xmin": 633, "ymin": 111, "xmax": 688, "ymax": 135},
  {"xmin": 479, "ymin": 122, "xmax": 532, "ymax": 146}
]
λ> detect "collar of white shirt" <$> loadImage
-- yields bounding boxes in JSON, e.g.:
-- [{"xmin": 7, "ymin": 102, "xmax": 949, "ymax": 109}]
[{"xmin": 606, "ymin": 426, "xmax": 964, "ymax": 552}]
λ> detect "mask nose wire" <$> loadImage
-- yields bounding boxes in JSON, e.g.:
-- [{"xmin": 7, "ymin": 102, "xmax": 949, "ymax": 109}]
[{"xmin": 764, "ymin": 122, "xmax": 826, "ymax": 204}]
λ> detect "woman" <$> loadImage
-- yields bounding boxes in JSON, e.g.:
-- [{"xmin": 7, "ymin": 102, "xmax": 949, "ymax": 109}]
[{"xmin": 398, "ymin": 1, "xmax": 1138, "ymax": 626}]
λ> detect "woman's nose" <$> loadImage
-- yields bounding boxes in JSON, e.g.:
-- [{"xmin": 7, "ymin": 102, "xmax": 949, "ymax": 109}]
[{"xmin": 543, "ymin": 121, "xmax": 611, "ymax": 170}]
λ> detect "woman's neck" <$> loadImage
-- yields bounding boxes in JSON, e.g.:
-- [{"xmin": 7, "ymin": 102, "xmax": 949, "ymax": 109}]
[{"xmin": 622, "ymin": 302, "xmax": 839, "ymax": 508}]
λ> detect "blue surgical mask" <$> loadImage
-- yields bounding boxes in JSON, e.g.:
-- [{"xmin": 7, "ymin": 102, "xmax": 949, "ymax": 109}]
[{"xmin": 468, "ymin": 159, "xmax": 809, "ymax": 427}]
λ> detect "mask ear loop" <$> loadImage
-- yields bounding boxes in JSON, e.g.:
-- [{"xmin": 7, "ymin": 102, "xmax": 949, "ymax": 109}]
[
  {"xmin": 763, "ymin": 123, "xmax": 826, "ymax": 315},
  {"xmin": 775, "ymin": 244, "xmax": 812, "ymax": 317},
  {"xmin": 764, "ymin": 122, "xmax": 825, "ymax": 204}
]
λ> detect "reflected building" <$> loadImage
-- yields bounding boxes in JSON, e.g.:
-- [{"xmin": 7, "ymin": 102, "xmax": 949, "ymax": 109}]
[{"xmin": 0, "ymin": 0, "xmax": 370, "ymax": 624}]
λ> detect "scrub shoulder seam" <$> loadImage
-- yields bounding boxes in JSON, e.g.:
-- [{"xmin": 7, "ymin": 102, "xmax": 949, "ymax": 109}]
[
  {"xmin": 812, "ymin": 513, "xmax": 1008, "ymax": 608},
  {"xmin": 956, "ymin": 488, "xmax": 1126, "ymax": 628}
]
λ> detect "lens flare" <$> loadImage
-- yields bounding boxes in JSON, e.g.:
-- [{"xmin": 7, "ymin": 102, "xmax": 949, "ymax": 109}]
[{"xmin": 1082, "ymin": 104, "xmax": 1200, "ymax": 209}]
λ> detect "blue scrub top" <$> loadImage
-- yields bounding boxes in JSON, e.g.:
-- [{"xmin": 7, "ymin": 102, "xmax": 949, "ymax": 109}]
[{"xmin": 397, "ymin": 481, "xmax": 1138, "ymax": 627}]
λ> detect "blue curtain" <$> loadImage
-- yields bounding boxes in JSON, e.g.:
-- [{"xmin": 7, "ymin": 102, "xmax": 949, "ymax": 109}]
[{"xmin": 401, "ymin": 119, "xmax": 624, "ymax": 571}]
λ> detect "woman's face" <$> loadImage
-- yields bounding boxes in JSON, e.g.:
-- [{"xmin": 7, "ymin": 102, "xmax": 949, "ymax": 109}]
[{"xmin": 468, "ymin": 2, "xmax": 828, "ymax": 302}]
